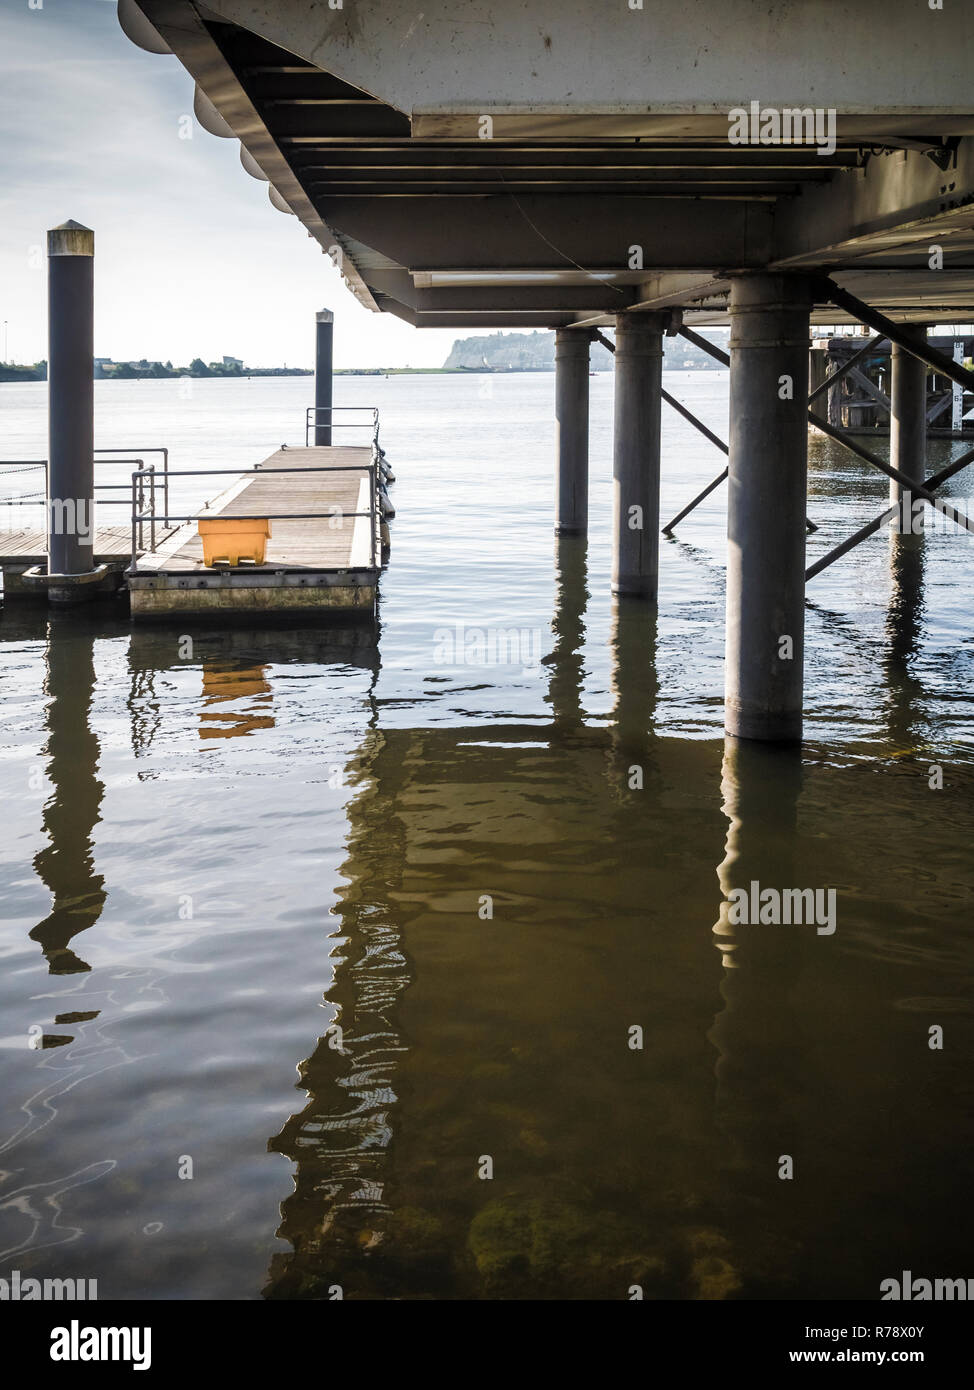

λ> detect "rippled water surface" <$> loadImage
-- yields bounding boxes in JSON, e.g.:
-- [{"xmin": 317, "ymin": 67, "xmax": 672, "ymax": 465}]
[{"xmin": 1, "ymin": 373, "xmax": 972, "ymax": 1298}]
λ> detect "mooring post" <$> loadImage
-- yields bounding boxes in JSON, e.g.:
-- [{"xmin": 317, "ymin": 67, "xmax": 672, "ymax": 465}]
[
  {"xmin": 726, "ymin": 274, "xmax": 813, "ymax": 743},
  {"xmin": 889, "ymin": 323, "xmax": 927, "ymax": 534},
  {"xmin": 554, "ymin": 328, "xmax": 592, "ymax": 534},
  {"xmin": 47, "ymin": 221, "xmax": 95, "ymax": 579},
  {"xmin": 612, "ymin": 312, "xmax": 665, "ymax": 597},
  {"xmin": 314, "ymin": 308, "xmax": 334, "ymax": 446}
]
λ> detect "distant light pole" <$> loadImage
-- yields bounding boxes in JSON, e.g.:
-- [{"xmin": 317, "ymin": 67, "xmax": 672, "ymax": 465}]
[{"xmin": 2, "ymin": 321, "xmax": 7, "ymax": 364}]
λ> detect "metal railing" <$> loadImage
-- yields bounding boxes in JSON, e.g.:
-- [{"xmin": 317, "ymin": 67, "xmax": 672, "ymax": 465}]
[
  {"xmin": 0, "ymin": 449, "xmax": 168, "ymax": 531},
  {"xmin": 0, "ymin": 457, "xmax": 155, "ymax": 546},
  {"xmin": 129, "ymin": 460, "xmax": 380, "ymax": 575},
  {"xmin": 304, "ymin": 405, "xmax": 380, "ymax": 449},
  {"xmin": 94, "ymin": 447, "xmax": 169, "ymax": 521}
]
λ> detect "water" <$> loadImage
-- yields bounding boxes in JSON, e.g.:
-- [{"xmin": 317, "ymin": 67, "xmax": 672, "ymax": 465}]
[{"xmin": 1, "ymin": 373, "xmax": 972, "ymax": 1299}]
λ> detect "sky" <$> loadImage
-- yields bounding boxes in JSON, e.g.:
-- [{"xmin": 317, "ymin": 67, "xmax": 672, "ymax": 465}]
[{"xmin": 0, "ymin": 0, "xmax": 461, "ymax": 369}]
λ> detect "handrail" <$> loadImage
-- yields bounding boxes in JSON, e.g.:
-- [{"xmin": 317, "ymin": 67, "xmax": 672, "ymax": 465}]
[
  {"xmin": 0, "ymin": 450, "xmax": 168, "ymax": 526},
  {"xmin": 95, "ymin": 447, "xmax": 168, "ymax": 521},
  {"xmin": 0, "ymin": 461, "xmax": 147, "ymax": 528},
  {"xmin": 304, "ymin": 405, "xmax": 380, "ymax": 448}
]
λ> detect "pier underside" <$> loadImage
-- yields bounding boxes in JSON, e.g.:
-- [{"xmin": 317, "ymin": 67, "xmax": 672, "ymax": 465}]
[
  {"xmin": 120, "ymin": 0, "xmax": 974, "ymax": 739},
  {"xmin": 126, "ymin": 0, "xmax": 974, "ymax": 330}
]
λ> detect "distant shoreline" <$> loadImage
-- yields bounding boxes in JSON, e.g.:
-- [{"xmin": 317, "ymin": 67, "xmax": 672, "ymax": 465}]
[{"xmin": 0, "ymin": 362, "xmax": 730, "ymax": 384}]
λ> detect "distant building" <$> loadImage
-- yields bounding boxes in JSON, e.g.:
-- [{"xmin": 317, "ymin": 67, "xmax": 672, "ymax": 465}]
[{"xmin": 223, "ymin": 355, "xmax": 243, "ymax": 368}]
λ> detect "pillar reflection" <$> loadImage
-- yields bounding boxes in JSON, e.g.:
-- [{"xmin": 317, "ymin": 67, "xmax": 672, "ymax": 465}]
[
  {"xmin": 545, "ymin": 535, "xmax": 588, "ymax": 737},
  {"xmin": 709, "ymin": 737, "xmax": 809, "ymax": 1220},
  {"xmin": 30, "ymin": 615, "xmax": 106, "ymax": 979},
  {"xmin": 883, "ymin": 531, "xmax": 926, "ymax": 751}
]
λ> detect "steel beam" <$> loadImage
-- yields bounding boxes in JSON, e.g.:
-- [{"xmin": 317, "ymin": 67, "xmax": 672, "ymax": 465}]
[
  {"xmin": 807, "ymin": 335, "xmax": 877, "ymax": 411},
  {"xmin": 317, "ymin": 195, "xmax": 774, "ymax": 273},
  {"xmin": 809, "ymin": 414, "xmax": 974, "ymax": 535},
  {"xmin": 806, "ymin": 443, "xmax": 974, "ymax": 580},
  {"xmin": 824, "ymin": 281, "xmax": 974, "ymax": 395}
]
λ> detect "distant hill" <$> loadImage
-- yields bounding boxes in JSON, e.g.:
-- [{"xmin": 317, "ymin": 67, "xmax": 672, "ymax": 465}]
[{"xmin": 442, "ymin": 328, "xmax": 728, "ymax": 371}]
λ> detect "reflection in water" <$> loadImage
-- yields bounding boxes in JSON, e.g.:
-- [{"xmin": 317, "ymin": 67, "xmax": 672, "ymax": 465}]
[
  {"xmin": 610, "ymin": 591, "xmax": 659, "ymax": 763},
  {"xmin": 3, "ymin": 382, "xmax": 974, "ymax": 1302},
  {"xmin": 884, "ymin": 532, "xmax": 927, "ymax": 753},
  {"xmin": 263, "ymin": 546, "xmax": 744, "ymax": 1299},
  {"xmin": 265, "ymin": 730, "xmax": 411, "ymax": 1299},
  {"xmin": 708, "ymin": 739, "xmax": 808, "ymax": 1293},
  {"xmin": 199, "ymin": 666, "xmax": 274, "ymax": 740},
  {"xmin": 30, "ymin": 618, "xmax": 106, "ymax": 982},
  {"xmin": 545, "ymin": 536, "xmax": 588, "ymax": 737}
]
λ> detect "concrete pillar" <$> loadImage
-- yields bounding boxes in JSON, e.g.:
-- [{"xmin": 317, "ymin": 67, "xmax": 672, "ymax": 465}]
[
  {"xmin": 47, "ymin": 221, "xmax": 95, "ymax": 577},
  {"xmin": 554, "ymin": 329, "xmax": 591, "ymax": 533},
  {"xmin": 889, "ymin": 324, "xmax": 927, "ymax": 534},
  {"xmin": 725, "ymin": 274, "xmax": 812, "ymax": 743},
  {"xmin": 314, "ymin": 308, "xmax": 334, "ymax": 445},
  {"xmin": 612, "ymin": 312, "xmax": 665, "ymax": 597}
]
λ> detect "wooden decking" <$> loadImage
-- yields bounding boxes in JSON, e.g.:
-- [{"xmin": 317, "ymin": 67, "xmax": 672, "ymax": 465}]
[
  {"xmin": 0, "ymin": 526, "xmax": 136, "ymax": 564},
  {"xmin": 143, "ymin": 447, "xmax": 376, "ymax": 574},
  {"xmin": 127, "ymin": 445, "xmax": 379, "ymax": 621}
]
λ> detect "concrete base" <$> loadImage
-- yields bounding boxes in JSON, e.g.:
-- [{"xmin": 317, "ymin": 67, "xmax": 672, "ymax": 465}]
[
  {"xmin": 17, "ymin": 563, "xmax": 120, "ymax": 605},
  {"xmin": 127, "ymin": 568, "xmax": 377, "ymax": 621}
]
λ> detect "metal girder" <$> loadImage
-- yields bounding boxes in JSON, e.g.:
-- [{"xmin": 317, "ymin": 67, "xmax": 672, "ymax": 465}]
[
  {"xmin": 809, "ymin": 414, "xmax": 974, "ymax": 534},
  {"xmin": 313, "ymin": 196, "xmax": 775, "ymax": 273},
  {"xmin": 679, "ymin": 326, "xmax": 729, "ymax": 367},
  {"xmin": 658, "ymin": 322, "xmax": 816, "ymax": 533},
  {"xmin": 366, "ymin": 272, "xmax": 637, "ymax": 313},
  {"xmin": 806, "ymin": 443, "xmax": 974, "ymax": 580},
  {"xmin": 775, "ymin": 140, "xmax": 974, "ymax": 269},
  {"xmin": 823, "ymin": 280, "xmax": 974, "ymax": 392},
  {"xmin": 373, "ymin": 296, "xmax": 575, "ymax": 328},
  {"xmin": 845, "ymin": 365, "xmax": 891, "ymax": 413},
  {"xmin": 594, "ymin": 326, "xmax": 815, "ymax": 535},
  {"xmin": 807, "ymin": 335, "xmax": 886, "ymax": 403},
  {"xmin": 293, "ymin": 148, "xmax": 856, "ymax": 170}
]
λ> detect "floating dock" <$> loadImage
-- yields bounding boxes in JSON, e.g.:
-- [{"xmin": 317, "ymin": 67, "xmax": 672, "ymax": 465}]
[
  {"xmin": 0, "ymin": 528, "xmax": 133, "ymax": 597},
  {"xmin": 1, "ymin": 442, "xmax": 384, "ymax": 621},
  {"xmin": 127, "ymin": 445, "xmax": 380, "ymax": 621}
]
